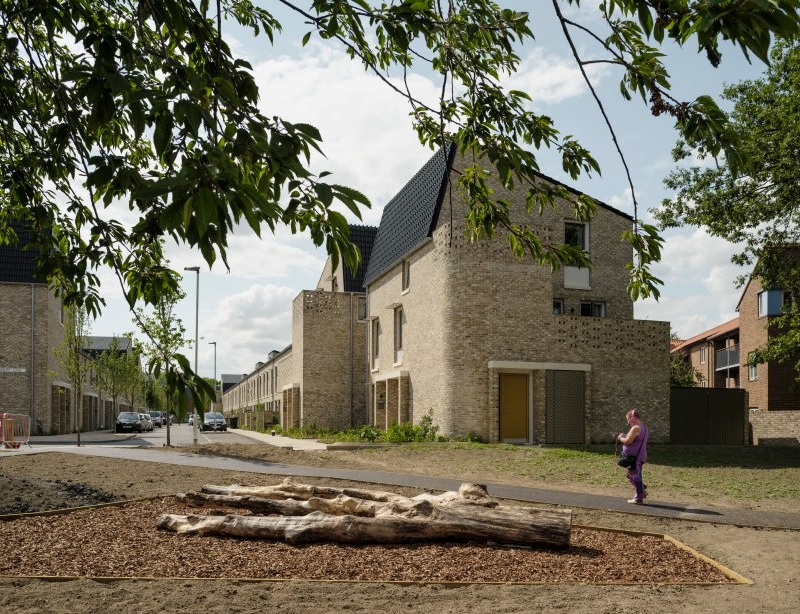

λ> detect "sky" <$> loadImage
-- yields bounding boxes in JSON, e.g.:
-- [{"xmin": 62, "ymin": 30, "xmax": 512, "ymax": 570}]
[{"xmin": 90, "ymin": 2, "xmax": 769, "ymax": 381}]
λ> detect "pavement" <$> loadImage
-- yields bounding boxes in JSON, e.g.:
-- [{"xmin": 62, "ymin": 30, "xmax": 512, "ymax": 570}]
[{"xmin": 9, "ymin": 428, "xmax": 800, "ymax": 531}]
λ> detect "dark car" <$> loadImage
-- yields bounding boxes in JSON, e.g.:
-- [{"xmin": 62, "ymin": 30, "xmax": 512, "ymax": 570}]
[
  {"xmin": 116, "ymin": 411, "xmax": 143, "ymax": 433},
  {"xmin": 149, "ymin": 411, "xmax": 163, "ymax": 427},
  {"xmin": 202, "ymin": 412, "xmax": 228, "ymax": 432}
]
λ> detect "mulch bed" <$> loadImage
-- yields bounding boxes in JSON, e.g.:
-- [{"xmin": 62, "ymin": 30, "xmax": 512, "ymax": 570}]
[{"xmin": 0, "ymin": 498, "xmax": 738, "ymax": 584}]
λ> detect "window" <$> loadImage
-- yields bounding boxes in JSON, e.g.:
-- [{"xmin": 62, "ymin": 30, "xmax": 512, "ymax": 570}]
[
  {"xmin": 748, "ymin": 352, "xmax": 758, "ymax": 381},
  {"xmin": 565, "ymin": 221, "xmax": 588, "ymax": 251},
  {"xmin": 579, "ymin": 301, "xmax": 605, "ymax": 317},
  {"xmin": 553, "ymin": 299, "xmax": 564, "ymax": 315},
  {"xmin": 758, "ymin": 289, "xmax": 784, "ymax": 317},
  {"xmin": 699, "ymin": 346, "xmax": 706, "ymax": 364},
  {"xmin": 357, "ymin": 296, "xmax": 367, "ymax": 320},
  {"xmin": 394, "ymin": 306, "xmax": 404, "ymax": 363},
  {"xmin": 402, "ymin": 259, "xmax": 411, "ymax": 291},
  {"xmin": 371, "ymin": 318, "xmax": 380, "ymax": 368},
  {"xmin": 331, "ymin": 277, "xmax": 339, "ymax": 292}
]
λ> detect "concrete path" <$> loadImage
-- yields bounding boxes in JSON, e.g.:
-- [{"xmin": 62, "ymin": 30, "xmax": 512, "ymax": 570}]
[{"xmin": 11, "ymin": 429, "xmax": 800, "ymax": 530}]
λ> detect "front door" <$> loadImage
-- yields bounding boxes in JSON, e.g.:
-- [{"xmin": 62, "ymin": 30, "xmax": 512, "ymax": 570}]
[{"xmin": 499, "ymin": 373, "xmax": 528, "ymax": 443}]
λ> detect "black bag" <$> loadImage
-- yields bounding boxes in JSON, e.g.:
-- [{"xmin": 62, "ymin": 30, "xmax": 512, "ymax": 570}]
[{"xmin": 617, "ymin": 453, "xmax": 637, "ymax": 469}]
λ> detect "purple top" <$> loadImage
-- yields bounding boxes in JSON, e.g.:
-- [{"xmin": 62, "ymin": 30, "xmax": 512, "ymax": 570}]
[{"xmin": 622, "ymin": 423, "xmax": 648, "ymax": 463}]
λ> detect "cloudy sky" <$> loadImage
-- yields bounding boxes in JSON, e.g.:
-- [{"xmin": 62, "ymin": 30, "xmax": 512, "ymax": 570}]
[{"xmin": 91, "ymin": 2, "xmax": 767, "ymax": 380}]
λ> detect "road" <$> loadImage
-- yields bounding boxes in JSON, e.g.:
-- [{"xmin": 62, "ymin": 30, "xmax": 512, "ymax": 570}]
[{"xmin": 132, "ymin": 422, "xmax": 259, "ymax": 447}]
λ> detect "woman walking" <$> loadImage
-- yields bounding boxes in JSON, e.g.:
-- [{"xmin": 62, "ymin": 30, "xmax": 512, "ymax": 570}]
[{"xmin": 617, "ymin": 409, "xmax": 649, "ymax": 504}]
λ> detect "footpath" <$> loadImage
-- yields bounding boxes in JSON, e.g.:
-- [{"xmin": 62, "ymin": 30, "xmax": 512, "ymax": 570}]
[{"xmin": 15, "ymin": 428, "xmax": 800, "ymax": 531}]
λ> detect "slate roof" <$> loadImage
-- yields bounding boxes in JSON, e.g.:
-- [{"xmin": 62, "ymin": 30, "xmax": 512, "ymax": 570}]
[
  {"xmin": 363, "ymin": 145, "xmax": 455, "ymax": 286},
  {"xmin": 343, "ymin": 225, "xmax": 378, "ymax": 292},
  {"xmin": 0, "ymin": 221, "xmax": 42, "ymax": 284},
  {"xmin": 82, "ymin": 336, "xmax": 133, "ymax": 359}
]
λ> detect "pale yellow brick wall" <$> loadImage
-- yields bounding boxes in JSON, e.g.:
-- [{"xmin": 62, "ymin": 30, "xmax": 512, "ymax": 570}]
[
  {"xmin": 0, "ymin": 282, "xmax": 66, "ymax": 434},
  {"xmin": 298, "ymin": 290, "xmax": 368, "ymax": 430},
  {"xmin": 366, "ymin": 158, "xmax": 669, "ymax": 442},
  {"xmin": 367, "ymin": 238, "xmax": 453, "ymax": 431}
]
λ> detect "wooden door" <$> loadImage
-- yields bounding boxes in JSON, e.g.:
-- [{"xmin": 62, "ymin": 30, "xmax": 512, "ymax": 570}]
[{"xmin": 500, "ymin": 373, "xmax": 528, "ymax": 443}]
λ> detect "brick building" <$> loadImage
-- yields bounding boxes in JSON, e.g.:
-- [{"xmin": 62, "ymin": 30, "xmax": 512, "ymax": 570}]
[
  {"xmin": 223, "ymin": 146, "xmax": 670, "ymax": 443},
  {"xmin": 0, "ymin": 222, "xmax": 67, "ymax": 434},
  {"xmin": 1, "ymin": 223, "xmax": 139, "ymax": 434},
  {"xmin": 671, "ymin": 248, "xmax": 800, "ymax": 445}
]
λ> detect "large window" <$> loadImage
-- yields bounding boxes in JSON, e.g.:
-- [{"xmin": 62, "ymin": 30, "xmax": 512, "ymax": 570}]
[
  {"xmin": 580, "ymin": 301, "xmax": 605, "ymax": 317},
  {"xmin": 758, "ymin": 289, "xmax": 785, "ymax": 317},
  {"xmin": 394, "ymin": 306, "xmax": 404, "ymax": 364},
  {"xmin": 565, "ymin": 221, "xmax": 588, "ymax": 251}
]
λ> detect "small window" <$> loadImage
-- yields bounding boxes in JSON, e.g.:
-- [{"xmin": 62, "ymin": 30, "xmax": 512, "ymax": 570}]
[
  {"xmin": 332, "ymin": 277, "xmax": 339, "ymax": 292},
  {"xmin": 402, "ymin": 260, "xmax": 411, "ymax": 291},
  {"xmin": 394, "ymin": 306, "xmax": 404, "ymax": 363},
  {"xmin": 371, "ymin": 318, "xmax": 380, "ymax": 367},
  {"xmin": 565, "ymin": 222, "xmax": 588, "ymax": 251},
  {"xmin": 553, "ymin": 299, "xmax": 564, "ymax": 315},
  {"xmin": 357, "ymin": 296, "xmax": 367, "ymax": 320},
  {"xmin": 700, "ymin": 346, "xmax": 706, "ymax": 365},
  {"xmin": 579, "ymin": 301, "xmax": 605, "ymax": 317},
  {"xmin": 748, "ymin": 352, "xmax": 758, "ymax": 381}
]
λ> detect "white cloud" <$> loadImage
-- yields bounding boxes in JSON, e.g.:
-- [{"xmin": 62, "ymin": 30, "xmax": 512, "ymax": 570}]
[
  {"xmin": 505, "ymin": 47, "xmax": 608, "ymax": 105},
  {"xmin": 250, "ymin": 42, "xmax": 438, "ymax": 219},
  {"xmin": 202, "ymin": 284, "xmax": 298, "ymax": 374},
  {"xmin": 635, "ymin": 227, "xmax": 745, "ymax": 338}
]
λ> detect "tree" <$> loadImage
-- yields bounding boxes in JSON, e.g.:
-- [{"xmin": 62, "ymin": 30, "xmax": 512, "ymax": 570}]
[
  {"xmin": 658, "ymin": 40, "xmax": 800, "ymax": 378},
  {"xmin": 135, "ymin": 282, "xmax": 212, "ymax": 445},
  {"xmin": 53, "ymin": 305, "xmax": 92, "ymax": 444},
  {"xmin": 4, "ymin": 1, "xmax": 800, "ymax": 389}
]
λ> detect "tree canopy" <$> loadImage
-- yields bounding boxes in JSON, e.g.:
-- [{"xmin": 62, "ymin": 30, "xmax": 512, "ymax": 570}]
[
  {"xmin": 3, "ymin": 0, "xmax": 800, "ymax": 387},
  {"xmin": 658, "ymin": 38, "xmax": 800, "ymax": 376}
]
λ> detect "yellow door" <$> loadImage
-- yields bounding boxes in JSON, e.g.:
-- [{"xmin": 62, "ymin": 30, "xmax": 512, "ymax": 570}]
[{"xmin": 500, "ymin": 373, "xmax": 528, "ymax": 442}]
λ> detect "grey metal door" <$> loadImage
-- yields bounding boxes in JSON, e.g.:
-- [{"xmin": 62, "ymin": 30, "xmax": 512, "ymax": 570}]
[{"xmin": 545, "ymin": 370, "xmax": 585, "ymax": 444}]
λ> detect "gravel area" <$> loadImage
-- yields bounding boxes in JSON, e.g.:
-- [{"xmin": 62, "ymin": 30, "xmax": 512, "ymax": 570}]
[{"xmin": 1, "ymin": 495, "xmax": 734, "ymax": 584}]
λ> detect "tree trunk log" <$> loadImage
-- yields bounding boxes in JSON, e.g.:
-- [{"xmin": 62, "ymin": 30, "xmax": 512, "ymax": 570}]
[{"xmin": 158, "ymin": 479, "xmax": 571, "ymax": 548}]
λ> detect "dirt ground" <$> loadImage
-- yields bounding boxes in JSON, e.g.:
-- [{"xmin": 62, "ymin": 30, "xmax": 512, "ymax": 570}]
[{"xmin": 1, "ymin": 449, "xmax": 798, "ymax": 614}]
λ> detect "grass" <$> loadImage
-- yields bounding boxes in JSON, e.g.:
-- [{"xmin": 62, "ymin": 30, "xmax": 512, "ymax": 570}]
[{"xmin": 240, "ymin": 425, "xmax": 800, "ymax": 510}]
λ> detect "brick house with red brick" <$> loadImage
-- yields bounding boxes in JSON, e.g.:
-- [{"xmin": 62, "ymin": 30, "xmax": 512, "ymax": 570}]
[{"xmin": 671, "ymin": 250, "xmax": 800, "ymax": 445}]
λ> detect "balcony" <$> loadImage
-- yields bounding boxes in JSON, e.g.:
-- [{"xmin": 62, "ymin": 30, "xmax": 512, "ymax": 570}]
[{"xmin": 715, "ymin": 345, "xmax": 740, "ymax": 371}]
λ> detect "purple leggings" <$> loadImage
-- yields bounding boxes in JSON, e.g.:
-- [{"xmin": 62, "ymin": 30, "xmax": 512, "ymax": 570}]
[{"xmin": 627, "ymin": 461, "xmax": 647, "ymax": 501}]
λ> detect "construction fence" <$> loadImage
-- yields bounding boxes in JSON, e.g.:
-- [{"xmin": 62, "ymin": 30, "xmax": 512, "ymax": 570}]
[{"xmin": 1, "ymin": 413, "xmax": 31, "ymax": 449}]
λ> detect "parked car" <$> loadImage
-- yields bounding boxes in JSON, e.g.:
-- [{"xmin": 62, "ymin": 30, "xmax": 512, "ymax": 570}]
[
  {"xmin": 202, "ymin": 412, "xmax": 228, "ymax": 432},
  {"xmin": 116, "ymin": 411, "xmax": 143, "ymax": 433},
  {"xmin": 149, "ymin": 411, "xmax": 163, "ymax": 427},
  {"xmin": 139, "ymin": 413, "xmax": 153, "ymax": 432},
  {"xmin": 188, "ymin": 413, "xmax": 195, "ymax": 425}
]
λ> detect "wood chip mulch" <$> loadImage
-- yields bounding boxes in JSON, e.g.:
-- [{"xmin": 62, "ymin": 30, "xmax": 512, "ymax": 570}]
[{"xmin": 0, "ymin": 498, "xmax": 736, "ymax": 584}]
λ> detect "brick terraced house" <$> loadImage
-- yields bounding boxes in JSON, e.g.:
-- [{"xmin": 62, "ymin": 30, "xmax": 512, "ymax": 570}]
[
  {"xmin": 672, "ymin": 247, "xmax": 800, "ymax": 445},
  {"xmin": 1, "ymin": 223, "xmax": 140, "ymax": 434},
  {"xmin": 223, "ymin": 146, "xmax": 670, "ymax": 443}
]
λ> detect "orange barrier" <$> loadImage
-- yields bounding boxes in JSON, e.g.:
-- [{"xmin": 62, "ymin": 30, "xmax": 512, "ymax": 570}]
[{"xmin": 0, "ymin": 413, "xmax": 31, "ymax": 449}]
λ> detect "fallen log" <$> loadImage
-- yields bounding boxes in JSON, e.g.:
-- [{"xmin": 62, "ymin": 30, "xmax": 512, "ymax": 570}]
[{"xmin": 159, "ymin": 480, "xmax": 572, "ymax": 548}]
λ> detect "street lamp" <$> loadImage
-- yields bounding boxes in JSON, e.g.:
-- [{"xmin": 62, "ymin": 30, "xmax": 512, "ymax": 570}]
[
  {"xmin": 209, "ymin": 341, "xmax": 217, "ymax": 410},
  {"xmin": 184, "ymin": 266, "xmax": 200, "ymax": 446}
]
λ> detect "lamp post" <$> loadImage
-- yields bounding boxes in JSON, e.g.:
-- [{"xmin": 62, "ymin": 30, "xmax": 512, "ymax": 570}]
[
  {"xmin": 184, "ymin": 266, "xmax": 200, "ymax": 446},
  {"xmin": 209, "ymin": 341, "xmax": 217, "ymax": 411}
]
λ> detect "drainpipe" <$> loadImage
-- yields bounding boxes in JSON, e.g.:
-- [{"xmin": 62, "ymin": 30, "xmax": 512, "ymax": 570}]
[{"xmin": 30, "ymin": 284, "xmax": 34, "ymax": 422}]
